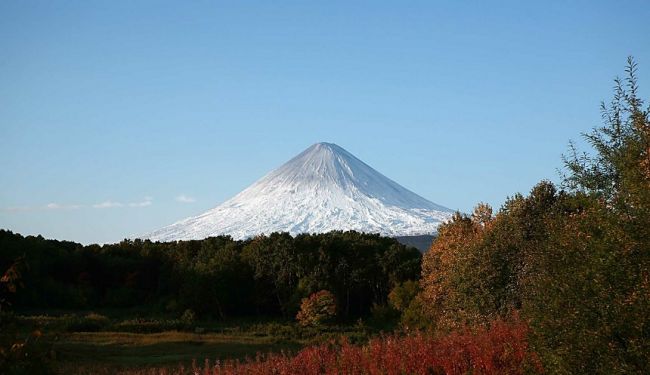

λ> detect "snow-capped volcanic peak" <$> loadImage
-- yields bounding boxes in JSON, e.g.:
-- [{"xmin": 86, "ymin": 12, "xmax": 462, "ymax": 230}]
[{"xmin": 143, "ymin": 142, "xmax": 454, "ymax": 242}]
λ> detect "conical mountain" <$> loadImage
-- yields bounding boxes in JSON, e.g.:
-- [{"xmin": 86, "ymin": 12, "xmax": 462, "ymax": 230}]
[{"xmin": 143, "ymin": 142, "xmax": 454, "ymax": 241}]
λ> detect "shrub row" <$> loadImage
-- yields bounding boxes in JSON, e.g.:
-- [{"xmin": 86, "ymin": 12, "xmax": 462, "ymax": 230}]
[{"xmin": 88, "ymin": 316, "xmax": 540, "ymax": 375}]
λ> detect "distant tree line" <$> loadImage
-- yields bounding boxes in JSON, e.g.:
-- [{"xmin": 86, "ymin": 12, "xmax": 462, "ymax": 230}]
[{"xmin": 0, "ymin": 230, "xmax": 420, "ymax": 321}]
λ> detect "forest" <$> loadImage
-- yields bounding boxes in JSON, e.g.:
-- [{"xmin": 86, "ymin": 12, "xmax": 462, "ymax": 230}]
[
  {"xmin": 0, "ymin": 230, "xmax": 420, "ymax": 321},
  {"xmin": 1, "ymin": 59, "xmax": 649, "ymax": 374}
]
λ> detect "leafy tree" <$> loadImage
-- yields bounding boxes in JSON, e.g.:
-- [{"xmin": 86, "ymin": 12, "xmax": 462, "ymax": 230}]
[
  {"xmin": 537, "ymin": 57, "xmax": 650, "ymax": 373},
  {"xmin": 296, "ymin": 290, "xmax": 336, "ymax": 327},
  {"xmin": 417, "ymin": 58, "xmax": 650, "ymax": 373},
  {"xmin": 420, "ymin": 206, "xmax": 499, "ymax": 331},
  {"xmin": 0, "ymin": 257, "xmax": 24, "ymax": 312},
  {"xmin": 388, "ymin": 280, "xmax": 420, "ymax": 313}
]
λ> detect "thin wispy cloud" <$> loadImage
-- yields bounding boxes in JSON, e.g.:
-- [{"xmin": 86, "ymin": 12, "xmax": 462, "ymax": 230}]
[
  {"xmin": 2, "ymin": 203, "xmax": 83, "ymax": 212},
  {"xmin": 46, "ymin": 203, "xmax": 82, "ymax": 210},
  {"xmin": 2, "ymin": 197, "xmax": 153, "ymax": 213},
  {"xmin": 2, "ymin": 206, "xmax": 32, "ymax": 212},
  {"xmin": 176, "ymin": 194, "xmax": 196, "ymax": 203},
  {"xmin": 128, "ymin": 197, "xmax": 153, "ymax": 207},
  {"xmin": 92, "ymin": 201, "xmax": 124, "ymax": 209},
  {"xmin": 94, "ymin": 197, "xmax": 153, "ymax": 209}
]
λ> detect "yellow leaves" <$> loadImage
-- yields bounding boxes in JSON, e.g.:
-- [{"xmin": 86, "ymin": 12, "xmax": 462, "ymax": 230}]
[{"xmin": 419, "ymin": 205, "xmax": 498, "ymax": 329}]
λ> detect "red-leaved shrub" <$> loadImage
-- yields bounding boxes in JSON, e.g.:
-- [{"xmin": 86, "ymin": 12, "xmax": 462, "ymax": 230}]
[{"xmin": 106, "ymin": 315, "xmax": 541, "ymax": 375}]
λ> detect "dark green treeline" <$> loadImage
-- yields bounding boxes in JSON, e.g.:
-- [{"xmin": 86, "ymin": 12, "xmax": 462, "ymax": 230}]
[{"xmin": 0, "ymin": 230, "xmax": 420, "ymax": 320}]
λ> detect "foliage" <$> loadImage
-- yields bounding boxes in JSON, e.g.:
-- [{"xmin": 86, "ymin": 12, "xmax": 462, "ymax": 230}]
[
  {"xmin": 180, "ymin": 309, "xmax": 196, "ymax": 328},
  {"xmin": 0, "ymin": 231, "xmax": 421, "ymax": 321},
  {"xmin": 522, "ymin": 193, "xmax": 648, "ymax": 373},
  {"xmin": 386, "ymin": 279, "xmax": 425, "ymax": 329},
  {"xmin": 91, "ymin": 316, "xmax": 538, "ymax": 375},
  {"xmin": 420, "ymin": 205, "xmax": 497, "ymax": 331},
  {"xmin": 562, "ymin": 56, "xmax": 650, "ymax": 207},
  {"xmin": 546, "ymin": 57, "xmax": 649, "ymax": 373},
  {"xmin": 418, "ymin": 58, "xmax": 650, "ymax": 373},
  {"xmin": 296, "ymin": 290, "xmax": 336, "ymax": 327},
  {"xmin": 0, "ymin": 259, "xmax": 54, "ymax": 374},
  {"xmin": 399, "ymin": 294, "xmax": 429, "ymax": 330},
  {"xmin": 0, "ymin": 257, "xmax": 24, "ymax": 312},
  {"xmin": 388, "ymin": 280, "xmax": 420, "ymax": 312},
  {"xmin": 367, "ymin": 303, "xmax": 399, "ymax": 329}
]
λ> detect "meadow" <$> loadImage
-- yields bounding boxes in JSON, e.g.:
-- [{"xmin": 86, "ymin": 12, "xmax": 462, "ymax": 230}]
[
  {"xmin": 5, "ymin": 311, "xmax": 376, "ymax": 373},
  {"xmin": 7, "ymin": 311, "xmax": 537, "ymax": 374}
]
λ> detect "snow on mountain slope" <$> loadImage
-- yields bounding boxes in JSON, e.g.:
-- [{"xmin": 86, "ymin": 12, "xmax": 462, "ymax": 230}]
[{"xmin": 142, "ymin": 142, "xmax": 455, "ymax": 241}]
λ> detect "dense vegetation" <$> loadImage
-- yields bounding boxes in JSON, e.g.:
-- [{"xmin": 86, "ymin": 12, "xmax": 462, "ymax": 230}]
[
  {"xmin": 0, "ymin": 230, "xmax": 420, "ymax": 321},
  {"xmin": 416, "ymin": 58, "xmax": 650, "ymax": 373},
  {"xmin": 103, "ymin": 317, "xmax": 537, "ymax": 375},
  {"xmin": 1, "ymin": 58, "xmax": 649, "ymax": 374}
]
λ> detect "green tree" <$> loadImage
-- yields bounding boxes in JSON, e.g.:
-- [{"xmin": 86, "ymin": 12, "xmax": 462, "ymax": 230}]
[
  {"xmin": 563, "ymin": 56, "xmax": 650, "ymax": 211},
  {"xmin": 388, "ymin": 280, "xmax": 420, "ymax": 313}
]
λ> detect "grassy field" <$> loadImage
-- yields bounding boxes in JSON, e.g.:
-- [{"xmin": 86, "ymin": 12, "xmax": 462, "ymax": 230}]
[
  {"xmin": 52, "ymin": 331, "xmax": 303, "ymax": 372},
  {"xmin": 5, "ymin": 312, "xmax": 375, "ymax": 373}
]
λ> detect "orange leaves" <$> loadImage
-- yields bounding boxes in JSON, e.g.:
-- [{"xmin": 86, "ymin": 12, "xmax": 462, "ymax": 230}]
[
  {"xmin": 296, "ymin": 290, "xmax": 336, "ymax": 327},
  {"xmin": 420, "ymin": 205, "xmax": 497, "ymax": 330},
  {"xmin": 0, "ymin": 260, "xmax": 23, "ymax": 294}
]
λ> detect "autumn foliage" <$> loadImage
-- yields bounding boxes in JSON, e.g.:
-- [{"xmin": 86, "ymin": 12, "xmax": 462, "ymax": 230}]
[
  {"xmin": 296, "ymin": 290, "xmax": 336, "ymax": 327},
  {"xmin": 417, "ymin": 58, "xmax": 650, "ymax": 373},
  {"xmin": 107, "ymin": 316, "xmax": 539, "ymax": 375}
]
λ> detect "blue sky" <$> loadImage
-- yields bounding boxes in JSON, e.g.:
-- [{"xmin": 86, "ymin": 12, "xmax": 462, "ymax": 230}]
[{"xmin": 1, "ymin": 1, "xmax": 649, "ymax": 244}]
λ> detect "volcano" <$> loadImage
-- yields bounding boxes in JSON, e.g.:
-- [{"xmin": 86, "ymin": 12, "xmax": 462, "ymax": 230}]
[{"xmin": 142, "ymin": 142, "xmax": 454, "ymax": 241}]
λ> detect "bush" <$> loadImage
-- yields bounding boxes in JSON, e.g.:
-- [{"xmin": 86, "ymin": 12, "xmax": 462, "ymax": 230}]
[
  {"xmin": 296, "ymin": 290, "xmax": 336, "ymax": 327},
  {"xmin": 400, "ymin": 295, "xmax": 429, "ymax": 330},
  {"xmin": 388, "ymin": 280, "xmax": 420, "ymax": 312},
  {"xmin": 180, "ymin": 309, "xmax": 196, "ymax": 328}
]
